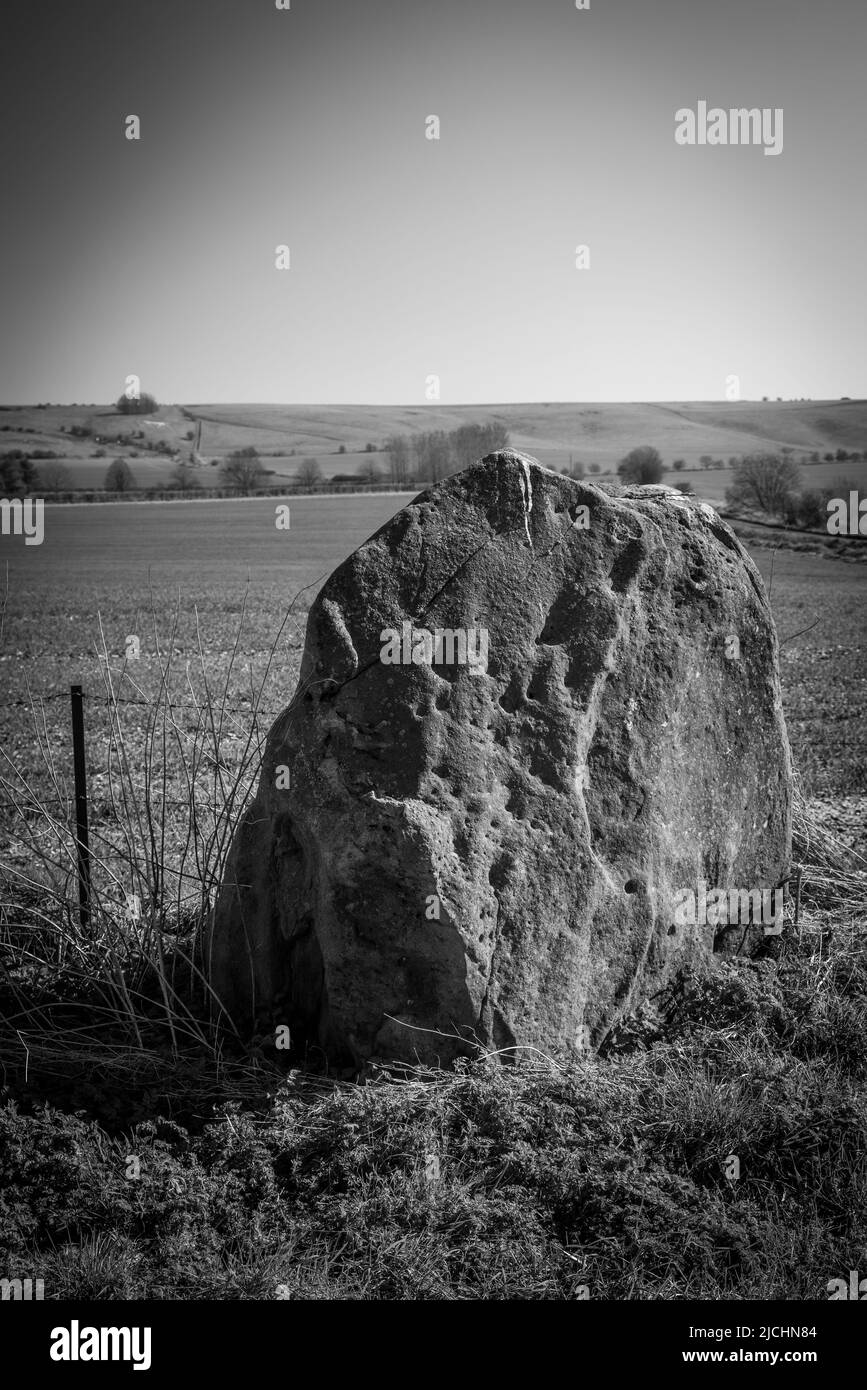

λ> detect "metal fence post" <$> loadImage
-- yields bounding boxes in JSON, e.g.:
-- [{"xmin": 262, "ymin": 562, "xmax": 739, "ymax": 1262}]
[{"xmin": 70, "ymin": 684, "xmax": 90, "ymax": 931}]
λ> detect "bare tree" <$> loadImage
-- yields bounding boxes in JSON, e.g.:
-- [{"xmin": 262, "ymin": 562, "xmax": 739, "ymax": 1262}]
[
  {"xmin": 451, "ymin": 421, "xmax": 509, "ymax": 470},
  {"xmin": 220, "ymin": 447, "xmax": 263, "ymax": 494},
  {"xmin": 37, "ymin": 460, "xmax": 72, "ymax": 497},
  {"xmin": 412, "ymin": 430, "xmax": 452, "ymax": 483},
  {"xmin": 296, "ymin": 457, "xmax": 322, "ymax": 489},
  {"xmin": 725, "ymin": 454, "xmax": 801, "ymax": 516},
  {"xmin": 361, "ymin": 459, "xmax": 382, "ymax": 485},
  {"xmin": 385, "ymin": 434, "xmax": 411, "ymax": 486},
  {"xmin": 169, "ymin": 460, "xmax": 200, "ymax": 493}
]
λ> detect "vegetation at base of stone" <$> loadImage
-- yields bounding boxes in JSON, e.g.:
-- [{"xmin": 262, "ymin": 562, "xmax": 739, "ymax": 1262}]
[{"xmin": 0, "ymin": 794, "xmax": 865, "ymax": 1300}]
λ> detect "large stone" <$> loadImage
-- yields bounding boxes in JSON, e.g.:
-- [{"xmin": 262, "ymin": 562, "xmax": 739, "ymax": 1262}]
[{"xmin": 208, "ymin": 451, "xmax": 792, "ymax": 1066}]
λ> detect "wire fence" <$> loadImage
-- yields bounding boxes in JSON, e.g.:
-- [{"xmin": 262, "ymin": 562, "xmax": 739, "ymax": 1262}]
[
  {"xmin": 8, "ymin": 691, "xmax": 275, "ymax": 713},
  {"xmin": 1, "ymin": 683, "xmax": 270, "ymax": 829}
]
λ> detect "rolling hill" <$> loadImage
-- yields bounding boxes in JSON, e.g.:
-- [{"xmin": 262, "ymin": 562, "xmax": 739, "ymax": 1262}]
[{"xmin": 1, "ymin": 399, "xmax": 865, "ymax": 488}]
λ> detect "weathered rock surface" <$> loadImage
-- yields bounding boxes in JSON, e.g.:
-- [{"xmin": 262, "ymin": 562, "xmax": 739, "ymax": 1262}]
[{"xmin": 208, "ymin": 451, "xmax": 793, "ymax": 1065}]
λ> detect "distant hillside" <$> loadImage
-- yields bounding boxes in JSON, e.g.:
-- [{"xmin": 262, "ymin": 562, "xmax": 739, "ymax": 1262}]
[
  {"xmin": 185, "ymin": 399, "xmax": 867, "ymax": 473},
  {"xmin": 2, "ymin": 399, "xmax": 865, "ymax": 488}
]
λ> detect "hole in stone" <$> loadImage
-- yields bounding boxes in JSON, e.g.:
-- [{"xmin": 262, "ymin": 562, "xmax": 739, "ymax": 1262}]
[
  {"xmin": 624, "ymin": 879, "xmax": 640, "ymax": 894},
  {"xmin": 667, "ymin": 923, "xmax": 676, "ymax": 935}
]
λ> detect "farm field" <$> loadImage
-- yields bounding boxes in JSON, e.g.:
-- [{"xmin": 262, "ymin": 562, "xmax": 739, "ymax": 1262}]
[
  {"xmin": 1, "ymin": 490, "xmax": 864, "ymax": 825},
  {"xmin": 1, "ymin": 484, "xmax": 865, "ymax": 1308},
  {"xmin": 3, "ymin": 398, "xmax": 867, "ymax": 491}
]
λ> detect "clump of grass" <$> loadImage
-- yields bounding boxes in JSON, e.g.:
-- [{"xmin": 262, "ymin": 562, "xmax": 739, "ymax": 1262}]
[
  {"xmin": 2, "ymin": 1017, "xmax": 865, "ymax": 1298},
  {"xmin": 0, "ymin": 794, "xmax": 864, "ymax": 1300},
  {"xmin": 0, "ymin": 587, "xmax": 316, "ymax": 1080}
]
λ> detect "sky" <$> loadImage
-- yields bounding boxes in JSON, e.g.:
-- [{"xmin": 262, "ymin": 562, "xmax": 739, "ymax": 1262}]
[{"xmin": 1, "ymin": 0, "xmax": 864, "ymax": 405}]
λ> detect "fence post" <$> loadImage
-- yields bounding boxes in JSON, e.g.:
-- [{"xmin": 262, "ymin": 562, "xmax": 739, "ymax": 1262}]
[{"xmin": 70, "ymin": 684, "xmax": 90, "ymax": 931}]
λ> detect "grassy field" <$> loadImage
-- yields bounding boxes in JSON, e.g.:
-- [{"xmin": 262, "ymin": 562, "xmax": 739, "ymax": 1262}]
[
  {"xmin": 1, "ymin": 484, "xmax": 865, "ymax": 1300},
  {"xmin": 3, "ymin": 398, "xmax": 867, "ymax": 489},
  {"xmin": 2, "ymin": 489, "xmax": 865, "ymax": 799}
]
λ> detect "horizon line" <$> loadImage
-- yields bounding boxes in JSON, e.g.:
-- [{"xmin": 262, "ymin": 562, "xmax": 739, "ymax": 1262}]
[{"xmin": 1, "ymin": 397, "xmax": 863, "ymax": 410}]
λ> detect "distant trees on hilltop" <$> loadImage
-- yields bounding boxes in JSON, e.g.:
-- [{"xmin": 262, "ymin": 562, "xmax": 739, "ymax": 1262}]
[
  {"xmin": 386, "ymin": 420, "xmax": 510, "ymax": 486},
  {"xmin": 116, "ymin": 391, "xmax": 159, "ymax": 416}
]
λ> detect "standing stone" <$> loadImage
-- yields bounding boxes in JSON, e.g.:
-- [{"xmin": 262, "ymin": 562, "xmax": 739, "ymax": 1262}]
[{"xmin": 208, "ymin": 451, "xmax": 792, "ymax": 1066}]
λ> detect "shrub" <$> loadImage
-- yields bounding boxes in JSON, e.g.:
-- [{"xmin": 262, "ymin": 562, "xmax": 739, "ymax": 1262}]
[
  {"xmin": 115, "ymin": 391, "xmax": 158, "ymax": 416},
  {"xmin": 296, "ymin": 457, "xmax": 322, "ymax": 489},
  {"xmin": 36, "ymin": 461, "xmax": 72, "ymax": 498},
  {"xmin": 618, "ymin": 446, "xmax": 663, "ymax": 485},
  {"xmin": 220, "ymin": 448, "xmax": 263, "ymax": 494},
  {"xmin": 0, "ymin": 452, "xmax": 39, "ymax": 496},
  {"xmin": 104, "ymin": 458, "xmax": 135, "ymax": 493},
  {"xmin": 168, "ymin": 461, "xmax": 200, "ymax": 492},
  {"xmin": 672, "ymin": 459, "xmax": 685, "ymax": 471},
  {"xmin": 792, "ymin": 490, "xmax": 828, "ymax": 529}
]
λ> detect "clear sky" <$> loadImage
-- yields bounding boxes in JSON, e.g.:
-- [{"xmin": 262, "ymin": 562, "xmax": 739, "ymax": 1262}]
[{"xmin": 1, "ymin": 0, "xmax": 864, "ymax": 405}]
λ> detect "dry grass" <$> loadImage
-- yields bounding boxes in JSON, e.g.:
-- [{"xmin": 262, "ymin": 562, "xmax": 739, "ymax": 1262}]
[{"xmin": 0, "ymin": 778, "xmax": 864, "ymax": 1299}]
